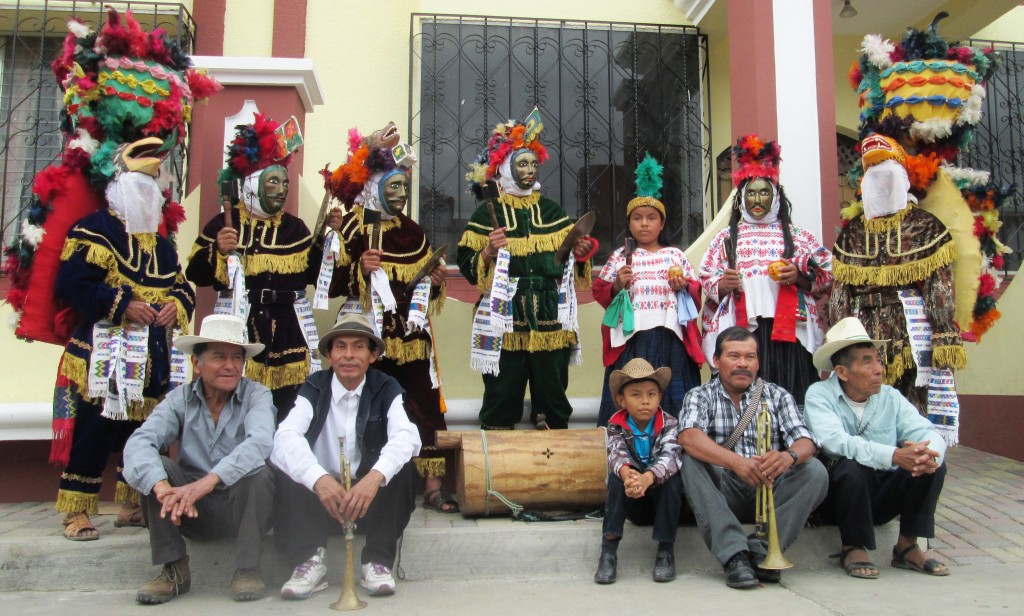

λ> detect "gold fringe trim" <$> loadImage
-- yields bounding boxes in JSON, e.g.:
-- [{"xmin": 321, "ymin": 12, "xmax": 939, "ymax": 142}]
[
  {"xmin": 378, "ymin": 258, "xmax": 430, "ymax": 281},
  {"xmin": 59, "ymin": 352, "xmax": 89, "ymax": 390},
  {"xmin": 61, "ymin": 240, "xmax": 176, "ymax": 305},
  {"xmin": 862, "ymin": 206, "xmax": 912, "ymax": 234},
  {"xmin": 114, "ymin": 481, "xmax": 139, "ymax": 506},
  {"xmin": 575, "ymin": 260, "xmax": 593, "ymax": 291},
  {"xmin": 833, "ymin": 241, "xmax": 957, "ymax": 287},
  {"xmin": 127, "ymin": 397, "xmax": 159, "ymax": 421},
  {"xmin": 384, "ymin": 337, "xmax": 431, "ymax": 364},
  {"xmin": 244, "ymin": 251, "xmax": 310, "ymax": 276},
  {"xmin": 413, "ymin": 457, "xmax": 447, "ymax": 477},
  {"xmin": 933, "ymin": 345, "xmax": 967, "ymax": 371},
  {"xmin": 458, "ymin": 226, "xmax": 571, "ymax": 258},
  {"xmin": 55, "ymin": 489, "xmax": 99, "ymax": 516},
  {"xmin": 884, "ymin": 346, "xmax": 915, "ymax": 385},
  {"xmin": 214, "ymin": 250, "xmax": 229, "ymax": 286},
  {"xmin": 245, "ymin": 358, "xmax": 310, "ymax": 390},
  {"xmin": 497, "ymin": 192, "xmax": 541, "ymax": 209},
  {"xmin": 503, "ymin": 329, "xmax": 578, "ymax": 352},
  {"xmin": 134, "ymin": 233, "xmax": 156, "ymax": 254},
  {"xmin": 476, "ymin": 251, "xmax": 494, "ymax": 294},
  {"xmin": 429, "ymin": 283, "xmax": 446, "ymax": 316}
]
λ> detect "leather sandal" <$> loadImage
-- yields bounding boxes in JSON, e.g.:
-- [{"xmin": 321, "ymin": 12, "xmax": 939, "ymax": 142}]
[
  {"xmin": 423, "ymin": 487, "xmax": 459, "ymax": 513},
  {"xmin": 835, "ymin": 546, "xmax": 879, "ymax": 579},
  {"xmin": 62, "ymin": 512, "xmax": 99, "ymax": 541},
  {"xmin": 891, "ymin": 543, "xmax": 949, "ymax": 576},
  {"xmin": 115, "ymin": 505, "xmax": 146, "ymax": 528}
]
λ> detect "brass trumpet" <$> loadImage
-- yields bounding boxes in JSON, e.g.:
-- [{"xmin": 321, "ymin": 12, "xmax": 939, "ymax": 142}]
[
  {"xmin": 754, "ymin": 402, "xmax": 793, "ymax": 571},
  {"xmin": 331, "ymin": 436, "xmax": 367, "ymax": 611}
]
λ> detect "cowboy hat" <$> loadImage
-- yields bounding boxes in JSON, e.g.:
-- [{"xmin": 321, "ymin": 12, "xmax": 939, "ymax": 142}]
[
  {"xmin": 173, "ymin": 314, "xmax": 264, "ymax": 358},
  {"xmin": 608, "ymin": 358, "xmax": 672, "ymax": 396},
  {"xmin": 813, "ymin": 317, "xmax": 888, "ymax": 372},
  {"xmin": 318, "ymin": 312, "xmax": 386, "ymax": 356}
]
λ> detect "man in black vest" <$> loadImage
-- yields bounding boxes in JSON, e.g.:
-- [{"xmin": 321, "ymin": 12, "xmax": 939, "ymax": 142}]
[{"xmin": 271, "ymin": 313, "xmax": 421, "ymax": 600}]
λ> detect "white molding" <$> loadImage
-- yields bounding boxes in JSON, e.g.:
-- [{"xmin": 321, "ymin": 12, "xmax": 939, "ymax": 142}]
[
  {"xmin": 190, "ymin": 56, "xmax": 325, "ymax": 112},
  {"xmin": 0, "ymin": 403, "xmax": 52, "ymax": 441},
  {"xmin": 674, "ymin": 0, "xmax": 718, "ymax": 24},
  {"xmin": 0, "ymin": 397, "xmax": 602, "ymax": 441}
]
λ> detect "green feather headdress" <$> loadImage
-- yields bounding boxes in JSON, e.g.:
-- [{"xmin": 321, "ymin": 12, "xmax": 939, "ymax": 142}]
[{"xmin": 627, "ymin": 152, "xmax": 666, "ymax": 218}]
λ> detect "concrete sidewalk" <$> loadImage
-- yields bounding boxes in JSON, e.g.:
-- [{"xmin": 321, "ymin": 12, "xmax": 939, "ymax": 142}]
[{"xmin": 1, "ymin": 446, "xmax": 1022, "ymax": 614}]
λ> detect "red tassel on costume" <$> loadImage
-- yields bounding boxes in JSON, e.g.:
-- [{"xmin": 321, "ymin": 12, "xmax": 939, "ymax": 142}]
[
  {"xmin": 49, "ymin": 418, "xmax": 74, "ymax": 466},
  {"xmin": 734, "ymin": 291, "xmax": 748, "ymax": 329},
  {"xmin": 772, "ymin": 284, "xmax": 799, "ymax": 343}
]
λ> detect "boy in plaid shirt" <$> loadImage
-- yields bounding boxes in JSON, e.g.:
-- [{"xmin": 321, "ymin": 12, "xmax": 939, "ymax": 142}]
[{"xmin": 595, "ymin": 358, "xmax": 684, "ymax": 585}]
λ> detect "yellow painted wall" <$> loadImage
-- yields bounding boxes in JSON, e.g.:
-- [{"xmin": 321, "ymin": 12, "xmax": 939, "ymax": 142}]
[
  {"xmin": 223, "ymin": 0, "xmax": 274, "ymax": 57},
  {"xmin": 972, "ymin": 6, "xmax": 1024, "ymax": 40},
  {"xmin": 958, "ymin": 277, "xmax": 1024, "ymax": 395}
]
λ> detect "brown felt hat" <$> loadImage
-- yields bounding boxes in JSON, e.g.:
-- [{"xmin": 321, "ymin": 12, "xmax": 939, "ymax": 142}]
[
  {"xmin": 608, "ymin": 358, "xmax": 671, "ymax": 396},
  {"xmin": 318, "ymin": 312, "xmax": 386, "ymax": 356}
]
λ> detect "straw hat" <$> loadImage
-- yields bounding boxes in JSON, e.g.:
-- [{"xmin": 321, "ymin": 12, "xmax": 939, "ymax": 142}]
[
  {"xmin": 608, "ymin": 358, "xmax": 672, "ymax": 396},
  {"xmin": 318, "ymin": 312, "xmax": 386, "ymax": 356},
  {"xmin": 812, "ymin": 317, "xmax": 888, "ymax": 372},
  {"xmin": 174, "ymin": 314, "xmax": 264, "ymax": 358}
]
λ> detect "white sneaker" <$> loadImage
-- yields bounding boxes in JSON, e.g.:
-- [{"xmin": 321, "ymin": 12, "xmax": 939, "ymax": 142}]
[
  {"xmin": 360, "ymin": 562, "xmax": 396, "ymax": 596},
  {"xmin": 281, "ymin": 547, "xmax": 328, "ymax": 600}
]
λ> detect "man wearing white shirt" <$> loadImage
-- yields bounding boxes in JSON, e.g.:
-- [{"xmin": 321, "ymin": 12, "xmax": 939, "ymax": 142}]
[
  {"xmin": 272, "ymin": 313, "xmax": 421, "ymax": 599},
  {"xmin": 805, "ymin": 317, "xmax": 949, "ymax": 581}
]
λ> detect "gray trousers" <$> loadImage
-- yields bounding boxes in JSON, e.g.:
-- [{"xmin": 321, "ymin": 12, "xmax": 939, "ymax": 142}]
[
  {"xmin": 680, "ymin": 453, "xmax": 827, "ymax": 565},
  {"xmin": 141, "ymin": 456, "xmax": 275, "ymax": 569}
]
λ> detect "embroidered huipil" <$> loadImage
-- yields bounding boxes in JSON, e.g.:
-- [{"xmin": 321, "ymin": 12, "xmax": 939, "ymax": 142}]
[{"xmin": 700, "ymin": 222, "xmax": 833, "ymax": 354}]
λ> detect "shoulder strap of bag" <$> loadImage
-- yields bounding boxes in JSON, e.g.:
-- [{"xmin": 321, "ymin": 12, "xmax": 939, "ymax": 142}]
[{"xmin": 723, "ymin": 378, "xmax": 764, "ymax": 451}]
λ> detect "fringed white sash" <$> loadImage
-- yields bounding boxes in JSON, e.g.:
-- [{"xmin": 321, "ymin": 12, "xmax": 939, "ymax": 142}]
[
  {"xmin": 405, "ymin": 277, "xmax": 441, "ymax": 388},
  {"xmin": 556, "ymin": 258, "xmax": 582, "ymax": 365},
  {"xmin": 88, "ymin": 319, "xmax": 148, "ymax": 420},
  {"xmin": 470, "ymin": 249, "xmax": 517, "ymax": 375},
  {"xmin": 169, "ymin": 328, "xmax": 189, "ymax": 388},
  {"xmin": 898, "ymin": 289, "xmax": 960, "ymax": 446},
  {"xmin": 214, "ymin": 254, "xmax": 249, "ymax": 329},
  {"xmin": 313, "ymin": 230, "xmax": 340, "ymax": 310},
  {"xmin": 293, "ymin": 295, "xmax": 322, "ymax": 374}
]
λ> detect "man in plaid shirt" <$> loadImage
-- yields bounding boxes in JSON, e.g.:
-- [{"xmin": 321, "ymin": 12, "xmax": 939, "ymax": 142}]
[{"xmin": 679, "ymin": 326, "xmax": 827, "ymax": 589}]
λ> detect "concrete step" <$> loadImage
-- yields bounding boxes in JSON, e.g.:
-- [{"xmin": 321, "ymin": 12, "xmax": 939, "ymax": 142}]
[{"xmin": 0, "ymin": 500, "xmax": 901, "ymax": 593}]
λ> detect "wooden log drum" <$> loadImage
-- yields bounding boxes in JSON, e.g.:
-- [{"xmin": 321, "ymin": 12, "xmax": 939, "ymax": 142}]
[{"xmin": 436, "ymin": 429, "xmax": 607, "ymax": 516}]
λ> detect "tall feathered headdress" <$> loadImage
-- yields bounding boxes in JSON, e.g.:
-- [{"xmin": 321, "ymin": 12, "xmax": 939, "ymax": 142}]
[
  {"xmin": 626, "ymin": 152, "xmax": 666, "ymax": 218},
  {"xmin": 731, "ymin": 134, "xmax": 782, "ymax": 187},
  {"xmin": 465, "ymin": 112, "xmax": 548, "ymax": 197},
  {"xmin": 219, "ymin": 114, "xmax": 293, "ymax": 182},
  {"xmin": 327, "ymin": 122, "xmax": 414, "ymax": 206}
]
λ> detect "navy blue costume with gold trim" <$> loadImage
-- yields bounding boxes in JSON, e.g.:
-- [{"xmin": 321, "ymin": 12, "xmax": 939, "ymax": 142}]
[{"xmin": 54, "ymin": 209, "xmax": 195, "ymax": 515}]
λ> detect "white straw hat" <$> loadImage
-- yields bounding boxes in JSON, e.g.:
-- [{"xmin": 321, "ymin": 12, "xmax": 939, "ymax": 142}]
[
  {"xmin": 608, "ymin": 358, "xmax": 672, "ymax": 396},
  {"xmin": 173, "ymin": 314, "xmax": 264, "ymax": 358},
  {"xmin": 813, "ymin": 317, "xmax": 887, "ymax": 372}
]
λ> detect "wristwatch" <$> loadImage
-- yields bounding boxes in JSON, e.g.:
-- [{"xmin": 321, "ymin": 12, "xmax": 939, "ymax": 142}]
[{"xmin": 786, "ymin": 449, "xmax": 799, "ymax": 465}]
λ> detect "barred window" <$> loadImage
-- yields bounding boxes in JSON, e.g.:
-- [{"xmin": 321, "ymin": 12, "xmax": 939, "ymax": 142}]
[
  {"xmin": 964, "ymin": 39, "xmax": 1024, "ymax": 273},
  {"xmin": 409, "ymin": 15, "xmax": 712, "ymax": 264}
]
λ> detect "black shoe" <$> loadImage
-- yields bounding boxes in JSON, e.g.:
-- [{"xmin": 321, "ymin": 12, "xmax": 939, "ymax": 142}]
[
  {"xmin": 594, "ymin": 550, "xmax": 617, "ymax": 584},
  {"xmin": 724, "ymin": 552, "xmax": 758, "ymax": 589},
  {"xmin": 751, "ymin": 553, "xmax": 782, "ymax": 583},
  {"xmin": 653, "ymin": 547, "xmax": 676, "ymax": 582}
]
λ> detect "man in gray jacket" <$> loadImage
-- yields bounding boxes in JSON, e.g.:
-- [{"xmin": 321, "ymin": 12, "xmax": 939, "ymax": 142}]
[{"xmin": 124, "ymin": 314, "xmax": 275, "ymax": 604}]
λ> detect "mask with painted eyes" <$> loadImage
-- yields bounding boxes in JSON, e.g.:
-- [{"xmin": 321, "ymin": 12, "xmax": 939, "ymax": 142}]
[
  {"xmin": 511, "ymin": 149, "xmax": 539, "ymax": 190},
  {"xmin": 377, "ymin": 169, "xmax": 409, "ymax": 216},
  {"xmin": 257, "ymin": 166, "xmax": 289, "ymax": 215}
]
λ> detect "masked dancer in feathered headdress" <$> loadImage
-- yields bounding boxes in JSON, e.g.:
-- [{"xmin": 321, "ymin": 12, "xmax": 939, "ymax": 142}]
[
  {"xmin": 324, "ymin": 122, "xmax": 457, "ymax": 512},
  {"xmin": 186, "ymin": 113, "xmax": 322, "ymax": 423},
  {"xmin": 456, "ymin": 109, "xmax": 597, "ymax": 430},
  {"xmin": 6, "ymin": 9, "xmax": 220, "ymax": 540},
  {"xmin": 698, "ymin": 135, "xmax": 833, "ymax": 406},
  {"xmin": 834, "ymin": 14, "xmax": 1004, "ymax": 443}
]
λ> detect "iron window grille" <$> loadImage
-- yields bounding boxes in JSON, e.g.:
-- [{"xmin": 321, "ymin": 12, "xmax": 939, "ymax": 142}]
[{"xmin": 409, "ymin": 14, "xmax": 712, "ymax": 265}]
